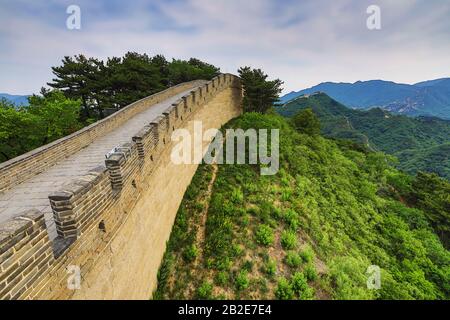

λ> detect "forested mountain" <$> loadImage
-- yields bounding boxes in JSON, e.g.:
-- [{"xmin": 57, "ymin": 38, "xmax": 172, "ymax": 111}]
[
  {"xmin": 280, "ymin": 78, "xmax": 450, "ymax": 119},
  {"xmin": 0, "ymin": 93, "xmax": 29, "ymax": 106},
  {"xmin": 155, "ymin": 113, "xmax": 450, "ymax": 300},
  {"xmin": 276, "ymin": 93, "xmax": 450, "ymax": 179}
]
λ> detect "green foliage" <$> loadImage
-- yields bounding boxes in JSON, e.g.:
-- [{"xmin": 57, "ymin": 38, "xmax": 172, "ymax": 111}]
[
  {"xmin": 231, "ymin": 187, "xmax": 244, "ymax": 204},
  {"xmin": 292, "ymin": 108, "xmax": 321, "ymax": 135},
  {"xmin": 386, "ymin": 170, "xmax": 450, "ymax": 249},
  {"xmin": 285, "ymin": 252, "xmax": 302, "ymax": 268},
  {"xmin": 214, "ymin": 271, "xmax": 229, "ymax": 286},
  {"xmin": 231, "ymin": 244, "xmax": 244, "ymax": 257},
  {"xmin": 235, "ymin": 271, "xmax": 250, "ymax": 291},
  {"xmin": 183, "ymin": 244, "xmax": 199, "ymax": 263},
  {"xmin": 291, "ymin": 272, "xmax": 314, "ymax": 300},
  {"xmin": 299, "ymin": 246, "xmax": 315, "ymax": 263},
  {"xmin": 282, "ymin": 209, "xmax": 299, "ymax": 230},
  {"xmin": 275, "ymin": 277, "xmax": 294, "ymax": 300},
  {"xmin": 281, "ymin": 231, "xmax": 297, "ymax": 250},
  {"xmin": 48, "ymin": 53, "xmax": 220, "ymax": 121},
  {"xmin": 304, "ymin": 264, "xmax": 318, "ymax": 281},
  {"xmin": 238, "ymin": 66, "xmax": 283, "ymax": 113},
  {"xmin": 242, "ymin": 260, "xmax": 254, "ymax": 272},
  {"xmin": 153, "ymin": 251, "xmax": 174, "ymax": 300},
  {"xmin": 168, "ymin": 58, "xmax": 219, "ymax": 86},
  {"xmin": 410, "ymin": 173, "xmax": 450, "ymax": 248},
  {"xmin": 255, "ymin": 224, "xmax": 275, "ymax": 246},
  {"xmin": 157, "ymin": 112, "xmax": 450, "ymax": 300},
  {"xmin": 0, "ymin": 92, "xmax": 81, "ymax": 162},
  {"xmin": 264, "ymin": 259, "xmax": 277, "ymax": 276},
  {"xmin": 277, "ymin": 92, "xmax": 450, "ymax": 179},
  {"xmin": 197, "ymin": 281, "xmax": 214, "ymax": 300}
]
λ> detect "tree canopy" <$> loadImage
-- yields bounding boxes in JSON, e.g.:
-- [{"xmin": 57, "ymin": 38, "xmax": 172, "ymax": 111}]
[
  {"xmin": 48, "ymin": 53, "xmax": 220, "ymax": 121},
  {"xmin": 0, "ymin": 92, "xmax": 81, "ymax": 162},
  {"xmin": 292, "ymin": 108, "xmax": 321, "ymax": 135},
  {"xmin": 238, "ymin": 67, "xmax": 283, "ymax": 113}
]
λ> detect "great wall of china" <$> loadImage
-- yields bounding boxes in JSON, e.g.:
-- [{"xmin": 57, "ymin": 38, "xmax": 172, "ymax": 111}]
[{"xmin": 0, "ymin": 73, "xmax": 243, "ymax": 299}]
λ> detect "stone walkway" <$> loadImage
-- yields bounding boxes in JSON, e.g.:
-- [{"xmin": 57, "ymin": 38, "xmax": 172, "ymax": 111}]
[{"xmin": 0, "ymin": 87, "xmax": 199, "ymax": 240}]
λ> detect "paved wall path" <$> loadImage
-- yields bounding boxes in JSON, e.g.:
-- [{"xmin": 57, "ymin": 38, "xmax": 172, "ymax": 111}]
[{"xmin": 0, "ymin": 87, "xmax": 201, "ymax": 240}]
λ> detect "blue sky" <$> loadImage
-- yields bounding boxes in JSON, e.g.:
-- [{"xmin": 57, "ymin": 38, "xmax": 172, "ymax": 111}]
[{"xmin": 0, "ymin": 0, "xmax": 449, "ymax": 94}]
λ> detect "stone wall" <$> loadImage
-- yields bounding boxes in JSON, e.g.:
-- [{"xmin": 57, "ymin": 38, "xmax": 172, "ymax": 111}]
[
  {"xmin": 0, "ymin": 80, "xmax": 205, "ymax": 194},
  {"xmin": 0, "ymin": 74, "xmax": 242, "ymax": 299}
]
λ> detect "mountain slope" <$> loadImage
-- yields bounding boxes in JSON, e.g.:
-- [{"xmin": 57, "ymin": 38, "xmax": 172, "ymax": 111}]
[
  {"xmin": 154, "ymin": 113, "xmax": 450, "ymax": 300},
  {"xmin": 280, "ymin": 78, "xmax": 450, "ymax": 119},
  {"xmin": 277, "ymin": 93, "xmax": 450, "ymax": 179}
]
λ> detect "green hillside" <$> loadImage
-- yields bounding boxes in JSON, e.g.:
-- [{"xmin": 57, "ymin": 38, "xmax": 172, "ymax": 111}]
[
  {"xmin": 154, "ymin": 113, "xmax": 449, "ymax": 300},
  {"xmin": 276, "ymin": 93, "xmax": 450, "ymax": 179}
]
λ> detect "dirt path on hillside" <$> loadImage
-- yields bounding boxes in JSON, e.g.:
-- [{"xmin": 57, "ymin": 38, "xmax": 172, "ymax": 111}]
[
  {"xmin": 183, "ymin": 164, "xmax": 219, "ymax": 298},
  {"xmin": 194, "ymin": 164, "xmax": 218, "ymax": 266}
]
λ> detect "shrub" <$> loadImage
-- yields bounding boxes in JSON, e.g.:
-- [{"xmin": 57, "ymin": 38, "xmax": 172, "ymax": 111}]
[
  {"xmin": 194, "ymin": 202, "xmax": 204, "ymax": 212},
  {"xmin": 304, "ymin": 264, "xmax": 318, "ymax": 281},
  {"xmin": 293, "ymin": 108, "xmax": 321, "ymax": 135},
  {"xmin": 299, "ymin": 246, "xmax": 315, "ymax": 263},
  {"xmin": 232, "ymin": 243, "xmax": 244, "ymax": 257},
  {"xmin": 257, "ymin": 201, "xmax": 273, "ymax": 224},
  {"xmin": 256, "ymin": 224, "xmax": 275, "ymax": 246},
  {"xmin": 215, "ymin": 271, "xmax": 229, "ymax": 286},
  {"xmin": 281, "ymin": 231, "xmax": 297, "ymax": 250},
  {"xmin": 283, "ymin": 209, "xmax": 299, "ymax": 230},
  {"xmin": 291, "ymin": 272, "xmax": 307, "ymax": 292},
  {"xmin": 183, "ymin": 244, "xmax": 198, "ymax": 263},
  {"xmin": 275, "ymin": 277, "xmax": 294, "ymax": 300},
  {"xmin": 264, "ymin": 259, "xmax": 277, "ymax": 276},
  {"xmin": 291, "ymin": 272, "xmax": 314, "ymax": 300},
  {"xmin": 242, "ymin": 260, "xmax": 254, "ymax": 272},
  {"xmin": 231, "ymin": 187, "xmax": 244, "ymax": 204},
  {"xmin": 281, "ymin": 189, "xmax": 292, "ymax": 201},
  {"xmin": 240, "ymin": 214, "xmax": 251, "ymax": 227},
  {"xmin": 258, "ymin": 277, "xmax": 269, "ymax": 294},
  {"xmin": 271, "ymin": 207, "xmax": 283, "ymax": 220},
  {"xmin": 215, "ymin": 256, "xmax": 233, "ymax": 271},
  {"xmin": 196, "ymin": 281, "xmax": 213, "ymax": 300},
  {"xmin": 235, "ymin": 271, "xmax": 250, "ymax": 291},
  {"xmin": 285, "ymin": 252, "xmax": 302, "ymax": 268}
]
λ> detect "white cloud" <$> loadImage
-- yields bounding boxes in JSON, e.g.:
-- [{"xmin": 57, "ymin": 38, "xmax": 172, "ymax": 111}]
[{"xmin": 0, "ymin": 0, "xmax": 449, "ymax": 94}]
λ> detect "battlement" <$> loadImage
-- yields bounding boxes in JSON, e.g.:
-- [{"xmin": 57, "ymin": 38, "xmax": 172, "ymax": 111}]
[
  {"xmin": 0, "ymin": 73, "xmax": 243, "ymax": 299},
  {"xmin": 0, "ymin": 80, "xmax": 207, "ymax": 194}
]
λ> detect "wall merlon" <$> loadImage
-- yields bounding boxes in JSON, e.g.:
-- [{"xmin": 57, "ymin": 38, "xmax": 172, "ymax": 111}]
[
  {"xmin": 0, "ymin": 208, "xmax": 52, "ymax": 300},
  {"xmin": 182, "ymin": 94, "xmax": 194, "ymax": 113}
]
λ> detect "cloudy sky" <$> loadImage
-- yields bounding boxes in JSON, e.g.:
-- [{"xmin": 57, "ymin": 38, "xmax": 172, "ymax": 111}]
[{"xmin": 0, "ymin": 0, "xmax": 449, "ymax": 94}]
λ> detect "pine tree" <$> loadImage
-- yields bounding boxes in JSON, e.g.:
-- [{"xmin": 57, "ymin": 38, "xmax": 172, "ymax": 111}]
[
  {"xmin": 48, "ymin": 55, "xmax": 102, "ymax": 120},
  {"xmin": 238, "ymin": 67, "xmax": 283, "ymax": 113}
]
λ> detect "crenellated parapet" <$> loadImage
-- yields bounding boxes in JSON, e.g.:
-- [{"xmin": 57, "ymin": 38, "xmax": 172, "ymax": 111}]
[{"xmin": 0, "ymin": 73, "xmax": 242, "ymax": 299}]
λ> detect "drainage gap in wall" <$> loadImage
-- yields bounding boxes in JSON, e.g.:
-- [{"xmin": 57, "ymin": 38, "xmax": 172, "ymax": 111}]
[{"xmin": 132, "ymin": 180, "xmax": 137, "ymax": 188}]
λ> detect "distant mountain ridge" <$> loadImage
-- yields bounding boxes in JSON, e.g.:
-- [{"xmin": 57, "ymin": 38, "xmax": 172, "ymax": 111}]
[
  {"xmin": 280, "ymin": 78, "xmax": 450, "ymax": 119},
  {"xmin": 0, "ymin": 93, "xmax": 30, "ymax": 106},
  {"xmin": 277, "ymin": 92, "xmax": 450, "ymax": 179}
]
